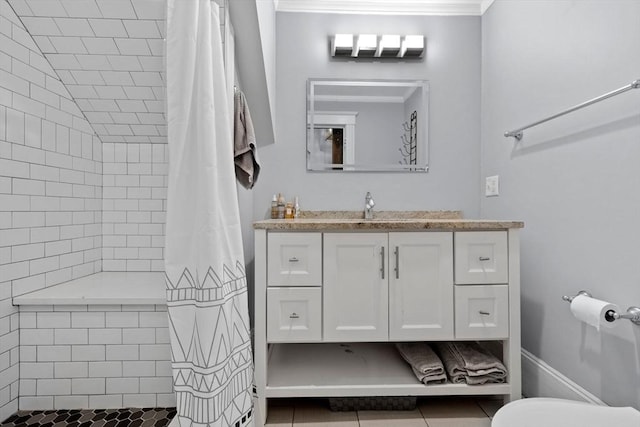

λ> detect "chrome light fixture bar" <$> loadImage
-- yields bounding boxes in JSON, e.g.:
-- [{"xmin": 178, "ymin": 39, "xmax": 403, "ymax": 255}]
[{"xmin": 331, "ymin": 34, "xmax": 425, "ymax": 59}]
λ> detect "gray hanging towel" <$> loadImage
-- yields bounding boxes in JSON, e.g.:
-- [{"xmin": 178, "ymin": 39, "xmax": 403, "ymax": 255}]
[{"xmin": 233, "ymin": 88, "xmax": 261, "ymax": 189}]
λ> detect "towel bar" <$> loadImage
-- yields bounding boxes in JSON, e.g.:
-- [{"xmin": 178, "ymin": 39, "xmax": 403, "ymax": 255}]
[
  {"xmin": 562, "ymin": 290, "xmax": 640, "ymax": 325},
  {"xmin": 505, "ymin": 78, "xmax": 640, "ymax": 140}
]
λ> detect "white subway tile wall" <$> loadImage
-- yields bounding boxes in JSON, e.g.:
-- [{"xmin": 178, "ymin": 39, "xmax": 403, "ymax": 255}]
[
  {"xmin": 19, "ymin": 304, "xmax": 174, "ymax": 410},
  {"xmin": 0, "ymin": 0, "xmax": 229, "ymax": 419},
  {"xmin": 0, "ymin": 0, "xmax": 102, "ymax": 419},
  {"xmin": 102, "ymin": 141, "xmax": 166, "ymax": 271},
  {"xmin": 7, "ymin": 0, "xmax": 168, "ymax": 145}
]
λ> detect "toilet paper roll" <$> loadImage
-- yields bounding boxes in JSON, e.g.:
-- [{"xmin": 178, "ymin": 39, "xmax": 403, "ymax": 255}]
[{"xmin": 570, "ymin": 294, "xmax": 618, "ymax": 330}]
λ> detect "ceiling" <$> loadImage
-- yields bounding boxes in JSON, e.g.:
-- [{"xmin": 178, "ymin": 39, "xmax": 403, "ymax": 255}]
[
  {"xmin": 6, "ymin": 0, "xmax": 489, "ymax": 146},
  {"xmin": 8, "ymin": 0, "xmax": 167, "ymax": 144},
  {"xmin": 275, "ymin": 0, "xmax": 496, "ymax": 15}
]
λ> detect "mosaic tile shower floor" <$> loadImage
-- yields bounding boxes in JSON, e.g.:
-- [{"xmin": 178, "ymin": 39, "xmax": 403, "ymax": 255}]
[{"xmin": 0, "ymin": 407, "xmax": 176, "ymax": 427}]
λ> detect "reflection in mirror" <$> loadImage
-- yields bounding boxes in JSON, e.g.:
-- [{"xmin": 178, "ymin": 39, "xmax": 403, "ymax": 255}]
[{"xmin": 307, "ymin": 79, "xmax": 429, "ymax": 172}]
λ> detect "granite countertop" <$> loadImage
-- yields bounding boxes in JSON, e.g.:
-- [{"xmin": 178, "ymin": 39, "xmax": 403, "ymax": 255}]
[{"xmin": 253, "ymin": 211, "xmax": 524, "ymax": 231}]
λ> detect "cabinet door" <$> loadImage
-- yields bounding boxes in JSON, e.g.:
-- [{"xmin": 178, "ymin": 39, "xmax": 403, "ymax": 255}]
[
  {"xmin": 454, "ymin": 231, "xmax": 508, "ymax": 284},
  {"xmin": 389, "ymin": 232, "xmax": 454, "ymax": 341},
  {"xmin": 455, "ymin": 285, "xmax": 509, "ymax": 339},
  {"xmin": 267, "ymin": 232, "xmax": 322, "ymax": 286},
  {"xmin": 323, "ymin": 233, "xmax": 388, "ymax": 342},
  {"xmin": 267, "ymin": 287, "xmax": 322, "ymax": 342}
]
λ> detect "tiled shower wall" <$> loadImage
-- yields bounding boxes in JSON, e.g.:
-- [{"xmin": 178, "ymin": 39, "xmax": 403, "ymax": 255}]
[
  {"xmin": 101, "ymin": 142, "xmax": 167, "ymax": 271},
  {"xmin": 1, "ymin": 0, "xmax": 229, "ymax": 419},
  {"xmin": 0, "ymin": 0, "xmax": 102, "ymax": 419},
  {"xmin": 18, "ymin": 304, "xmax": 173, "ymax": 410}
]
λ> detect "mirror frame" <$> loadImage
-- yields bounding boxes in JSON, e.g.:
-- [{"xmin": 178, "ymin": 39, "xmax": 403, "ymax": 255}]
[{"xmin": 307, "ymin": 78, "xmax": 429, "ymax": 172}]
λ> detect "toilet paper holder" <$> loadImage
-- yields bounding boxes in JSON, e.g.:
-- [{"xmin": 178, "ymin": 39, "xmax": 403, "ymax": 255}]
[{"xmin": 562, "ymin": 290, "xmax": 640, "ymax": 325}]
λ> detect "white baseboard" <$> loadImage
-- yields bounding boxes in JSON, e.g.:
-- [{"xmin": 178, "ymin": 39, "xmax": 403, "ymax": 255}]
[{"xmin": 521, "ymin": 349, "xmax": 606, "ymax": 405}]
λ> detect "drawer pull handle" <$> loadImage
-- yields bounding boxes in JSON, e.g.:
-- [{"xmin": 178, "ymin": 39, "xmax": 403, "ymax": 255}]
[
  {"xmin": 479, "ymin": 310, "xmax": 491, "ymax": 316},
  {"xmin": 288, "ymin": 257, "xmax": 299, "ymax": 262},
  {"xmin": 394, "ymin": 246, "xmax": 399, "ymax": 279},
  {"xmin": 380, "ymin": 246, "xmax": 385, "ymax": 279},
  {"xmin": 289, "ymin": 313, "xmax": 299, "ymax": 319},
  {"xmin": 479, "ymin": 257, "xmax": 491, "ymax": 261}
]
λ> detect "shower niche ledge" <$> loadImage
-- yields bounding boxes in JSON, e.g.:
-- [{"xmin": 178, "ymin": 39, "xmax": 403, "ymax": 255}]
[{"xmin": 13, "ymin": 271, "xmax": 166, "ymax": 306}]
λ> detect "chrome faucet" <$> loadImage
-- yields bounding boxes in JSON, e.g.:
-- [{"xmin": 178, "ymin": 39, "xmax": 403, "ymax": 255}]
[{"xmin": 364, "ymin": 192, "xmax": 375, "ymax": 220}]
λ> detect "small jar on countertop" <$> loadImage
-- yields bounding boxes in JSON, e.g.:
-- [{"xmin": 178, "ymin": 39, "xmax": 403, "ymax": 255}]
[
  {"xmin": 284, "ymin": 202, "xmax": 294, "ymax": 219},
  {"xmin": 270, "ymin": 194, "xmax": 278, "ymax": 219}
]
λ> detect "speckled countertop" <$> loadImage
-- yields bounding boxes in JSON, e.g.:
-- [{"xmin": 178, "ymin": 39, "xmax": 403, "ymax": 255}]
[{"xmin": 253, "ymin": 211, "xmax": 524, "ymax": 231}]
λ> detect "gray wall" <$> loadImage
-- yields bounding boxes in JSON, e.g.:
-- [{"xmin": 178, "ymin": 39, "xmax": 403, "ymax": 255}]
[
  {"xmin": 481, "ymin": 0, "xmax": 640, "ymax": 408},
  {"xmin": 254, "ymin": 12, "xmax": 482, "ymax": 219}
]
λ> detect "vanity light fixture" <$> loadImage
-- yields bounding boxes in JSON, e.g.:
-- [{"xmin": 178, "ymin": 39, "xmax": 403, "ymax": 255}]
[
  {"xmin": 355, "ymin": 34, "xmax": 377, "ymax": 57},
  {"xmin": 376, "ymin": 34, "xmax": 401, "ymax": 57},
  {"xmin": 401, "ymin": 35, "xmax": 425, "ymax": 58},
  {"xmin": 331, "ymin": 33, "xmax": 354, "ymax": 56},
  {"xmin": 331, "ymin": 34, "xmax": 425, "ymax": 59}
]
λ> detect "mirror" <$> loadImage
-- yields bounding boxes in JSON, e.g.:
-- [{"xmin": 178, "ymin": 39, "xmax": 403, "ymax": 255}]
[{"xmin": 307, "ymin": 79, "xmax": 429, "ymax": 172}]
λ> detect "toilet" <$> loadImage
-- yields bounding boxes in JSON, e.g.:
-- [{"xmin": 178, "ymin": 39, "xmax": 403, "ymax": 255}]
[{"xmin": 492, "ymin": 397, "xmax": 640, "ymax": 427}]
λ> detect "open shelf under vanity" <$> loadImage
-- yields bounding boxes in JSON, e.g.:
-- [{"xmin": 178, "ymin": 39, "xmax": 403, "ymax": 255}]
[{"xmin": 266, "ymin": 342, "xmax": 512, "ymax": 398}]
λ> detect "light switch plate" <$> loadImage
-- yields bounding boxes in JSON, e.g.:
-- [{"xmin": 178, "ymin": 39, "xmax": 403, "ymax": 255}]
[{"xmin": 485, "ymin": 175, "xmax": 499, "ymax": 197}]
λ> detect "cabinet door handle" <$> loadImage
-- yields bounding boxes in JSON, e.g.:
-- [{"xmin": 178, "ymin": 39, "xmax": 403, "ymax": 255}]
[
  {"xmin": 380, "ymin": 246, "xmax": 385, "ymax": 279},
  {"xmin": 479, "ymin": 310, "xmax": 491, "ymax": 316},
  {"xmin": 288, "ymin": 257, "xmax": 299, "ymax": 262},
  {"xmin": 394, "ymin": 246, "xmax": 399, "ymax": 279},
  {"xmin": 289, "ymin": 312, "xmax": 299, "ymax": 319},
  {"xmin": 479, "ymin": 256, "xmax": 491, "ymax": 261}
]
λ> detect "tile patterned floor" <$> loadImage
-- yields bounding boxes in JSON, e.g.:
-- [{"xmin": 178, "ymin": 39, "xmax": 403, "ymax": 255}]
[
  {"xmin": 0, "ymin": 398, "xmax": 500, "ymax": 426},
  {"xmin": 265, "ymin": 397, "xmax": 501, "ymax": 427},
  {"xmin": 0, "ymin": 407, "xmax": 176, "ymax": 427}
]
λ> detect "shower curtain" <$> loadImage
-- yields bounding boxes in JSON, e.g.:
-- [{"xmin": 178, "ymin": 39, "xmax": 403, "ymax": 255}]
[{"xmin": 165, "ymin": 1, "xmax": 253, "ymax": 426}]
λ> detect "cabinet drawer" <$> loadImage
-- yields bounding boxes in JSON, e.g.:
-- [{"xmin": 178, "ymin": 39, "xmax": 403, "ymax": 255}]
[
  {"xmin": 268, "ymin": 232, "xmax": 322, "ymax": 286},
  {"xmin": 454, "ymin": 231, "xmax": 508, "ymax": 284},
  {"xmin": 267, "ymin": 287, "xmax": 322, "ymax": 342},
  {"xmin": 455, "ymin": 285, "xmax": 509, "ymax": 339}
]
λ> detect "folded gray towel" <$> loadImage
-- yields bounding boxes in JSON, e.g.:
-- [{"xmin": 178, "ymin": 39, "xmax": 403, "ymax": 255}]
[
  {"xmin": 411, "ymin": 366, "xmax": 447, "ymax": 385},
  {"xmin": 396, "ymin": 342, "xmax": 447, "ymax": 385},
  {"xmin": 434, "ymin": 342, "xmax": 507, "ymax": 385},
  {"xmin": 465, "ymin": 372, "xmax": 506, "ymax": 385},
  {"xmin": 433, "ymin": 342, "xmax": 466, "ymax": 384},
  {"xmin": 451, "ymin": 341, "xmax": 507, "ymax": 383}
]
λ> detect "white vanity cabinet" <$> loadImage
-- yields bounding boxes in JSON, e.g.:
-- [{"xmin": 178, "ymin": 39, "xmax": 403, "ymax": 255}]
[
  {"xmin": 322, "ymin": 232, "xmax": 454, "ymax": 342},
  {"xmin": 267, "ymin": 232, "xmax": 322, "ymax": 286},
  {"xmin": 454, "ymin": 231, "xmax": 510, "ymax": 339},
  {"xmin": 389, "ymin": 232, "xmax": 454, "ymax": 341},
  {"xmin": 253, "ymin": 220, "xmax": 522, "ymax": 427},
  {"xmin": 454, "ymin": 231, "xmax": 508, "ymax": 284},
  {"xmin": 265, "ymin": 232, "xmax": 322, "ymax": 343},
  {"xmin": 323, "ymin": 233, "xmax": 389, "ymax": 341}
]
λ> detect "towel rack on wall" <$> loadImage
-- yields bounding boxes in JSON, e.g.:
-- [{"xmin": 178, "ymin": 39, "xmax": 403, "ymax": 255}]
[
  {"xmin": 504, "ymin": 78, "xmax": 640, "ymax": 140},
  {"xmin": 399, "ymin": 110, "xmax": 417, "ymax": 168}
]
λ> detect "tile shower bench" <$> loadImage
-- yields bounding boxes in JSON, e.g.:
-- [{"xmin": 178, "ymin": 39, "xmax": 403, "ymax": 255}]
[{"xmin": 12, "ymin": 272, "xmax": 175, "ymax": 411}]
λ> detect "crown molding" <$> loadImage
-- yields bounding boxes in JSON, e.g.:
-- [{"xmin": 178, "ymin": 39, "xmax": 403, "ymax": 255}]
[
  {"xmin": 480, "ymin": 0, "xmax": 496, "ymax": 14},
  {"xmin": 275, "ymin": 0, "xmax": 495, "ymax": 16}
]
